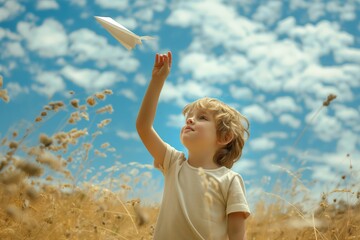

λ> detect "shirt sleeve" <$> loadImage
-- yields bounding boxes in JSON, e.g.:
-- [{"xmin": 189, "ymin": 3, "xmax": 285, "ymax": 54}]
[
  {"xmin": 158, "ymin": 143, "xmax": 184, "ymax": 176},
  {"xmin": 226, "ymin": 174, "xmax": 251, "ymax": 218}
]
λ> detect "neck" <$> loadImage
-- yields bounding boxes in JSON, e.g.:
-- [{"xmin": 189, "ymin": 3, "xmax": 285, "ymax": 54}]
[{"xmin": 187, "ymin": 150, "xmax": 221, "ymax": 169}]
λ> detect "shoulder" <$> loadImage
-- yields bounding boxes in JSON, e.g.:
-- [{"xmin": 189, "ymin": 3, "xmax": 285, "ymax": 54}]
[{"xmin": 159, "ymin": 144, "xmax": 186, "ymax": 174}]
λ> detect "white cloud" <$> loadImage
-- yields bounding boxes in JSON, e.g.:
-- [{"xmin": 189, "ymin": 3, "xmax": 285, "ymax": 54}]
[
  {"xmin": 260, "ymin": 153, "xmax": 281, "ymax": 172},
  {"xmin": 134, "ymin": 73, "xmax": 147, "ymax": 86},
  {"xmin": 167, "ymin": 114, "xmax": 185, "ymax": 128},
  {"xmin": 114, "ymin": 16, "xmax": 137, "ymax": 30},
  {"xmin": 286, "ymin": 21, "xmax": 354, "ymax": 56},
  {"xmin": 264, "ymin": 131, "xmax": 288, "ymax": 139},
  {"xmin": 119, "ymin": 89, "xmax": 137, "ymax": 101},
  {"xmin": 179, "ymin": 52, "xmax": 250, "ymax": 83},
  {"xmin": 333, "ymin": 104, "xmax": 360, "ymax": 129},
  {"xmin": 0, "ymin": 0, "xmax": 25, "ymax": 22},
  {"xmin": 279, "ymin": 114, "xmax": 301, "ymax": 128},
  {"xmin": 61, "ymin": 65, "xmax": 126, "ymax": 93},
  {"xmin": 32, "ymin": 71, "xmax": 66, "ymax": 97},
  {"xmin": 69, "ymin": 0, "xmax": 86, "ymax": 7},
  {"xmin": 267, "ymin": 96, "xmax": 302, "ymax": 115},
  {"xmin": 161, "ymin": 80, "xmax": 222, "ymax": 107},
  {"xmin": 250, "ymin": 137, "xmax": 275, "ymax": 151},
  {"xmin": 6, "ymin": 82, "xmax": 29, "ymax": 99},
  {"xmin": 311, "ymin": 165, "xmax": 336, "ymax": 183},
  {"xmin": 307, "ymin": 1, "xmax": 325, "ymax": 21},
  {"xmin": 17, "ymin": 18, "xmax": 68, "ymax": 57},
  {"xmin": 0, "ymin": 27, "xmax": 21, "ymax": 41},
  {"xmin": 242, "ymin": 104, "xmax": 273, "ymax": 123},
  {"xmin": 232, "ymin": 158, "xmax": 256, "ymax": 175},
  {"xmin": 95, "ymin": 0, "xmax": 128, "ymax": 10},
  {"xmin": 116, "ymin": 130, "xmax": 139, "ymax": 141},
  {"xmin": 336, "ymin": 130, "xmax": 358, "ymax": 154},
  {"xmin": 69, "ymin": 28, "xmax": 139, "ymax": 72},
  {"xmin": 134, "ymin": 8, "xmax": 154, "ymax": 22},
  {"xmin": 276, "ymin": 16, "xmax": 296, "ymax": 35},
  {"xmin": 308, "ymin": 112, "xmax": 342, "ymax": 142},
  {"xmin": 36, "ymin": 0, "xmax": 59, "ymax": 10},
  {"xmin": 3, "ymin": 42, "xmax": 25, "ymax": 57},
  {"xmin": 252, "ymin": 1, "xmax": 282, "ymax": 25},
  {"xmin": 335, "ymin": 48, "xmax": 360, "ymax": 64},
  {"xmin": 229, "ymin": 85, "xmax": 253, "ymax": 100}
]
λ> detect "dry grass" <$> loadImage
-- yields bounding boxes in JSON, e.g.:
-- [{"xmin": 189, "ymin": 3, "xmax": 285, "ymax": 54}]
[{"xmin": 0, "ymin": 78, "xmax": 359, "ymax": 239}]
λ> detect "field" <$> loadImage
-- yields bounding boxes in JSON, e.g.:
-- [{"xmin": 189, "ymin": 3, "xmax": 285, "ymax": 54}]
[{"xmin": 1, "ymin": 80, "xmax": 359, "ymax": 239}]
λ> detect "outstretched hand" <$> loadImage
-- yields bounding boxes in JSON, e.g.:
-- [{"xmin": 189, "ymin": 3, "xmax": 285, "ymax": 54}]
[{"xmin": 152, "ymin": 51, "xmax": 172, "ymax": 81}]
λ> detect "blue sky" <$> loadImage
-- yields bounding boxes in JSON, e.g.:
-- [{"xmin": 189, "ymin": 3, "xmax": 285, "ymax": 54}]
[{"xmin": 1, "ymin": 0, "xmax": 360, "ymax": 207}]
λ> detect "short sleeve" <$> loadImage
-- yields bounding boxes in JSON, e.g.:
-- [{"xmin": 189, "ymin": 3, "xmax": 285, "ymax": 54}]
[
  {"xmin": 158, "ymin": 144, "xmax": 185, "ymax": 176},
  {"xmin": 226, "ymin": 175, "xmax": 251, "ymax": 218}
]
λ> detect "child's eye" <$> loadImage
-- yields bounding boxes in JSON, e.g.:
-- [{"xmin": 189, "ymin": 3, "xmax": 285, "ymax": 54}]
[{"xmin": 199, "ymin": 115, "xmax": 207, "ymax": 120}]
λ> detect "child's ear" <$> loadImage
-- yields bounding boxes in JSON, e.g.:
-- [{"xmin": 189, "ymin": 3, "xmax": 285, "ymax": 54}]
[{"xmin": 217, "ymin": 132, "xmax": 234, "ymax": 146}]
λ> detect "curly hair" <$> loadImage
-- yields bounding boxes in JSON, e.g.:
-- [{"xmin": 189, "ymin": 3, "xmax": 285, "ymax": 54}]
[{"xmin": 182, "ymin": 97, "xmax": 250, "ymax": 169}]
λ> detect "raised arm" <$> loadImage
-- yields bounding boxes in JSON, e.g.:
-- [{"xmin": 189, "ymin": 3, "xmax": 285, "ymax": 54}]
[{"xmin": 136, "ymin": 51, "xmax": 172, "ymax": 169}]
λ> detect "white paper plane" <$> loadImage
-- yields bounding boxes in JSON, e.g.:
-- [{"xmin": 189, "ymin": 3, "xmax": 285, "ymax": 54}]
[{"xmin": 94, "ymin": 16, "xmax": 154, "ymax": 50}]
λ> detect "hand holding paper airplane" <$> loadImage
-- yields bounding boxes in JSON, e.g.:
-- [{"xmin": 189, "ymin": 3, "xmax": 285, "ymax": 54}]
[{"xmin": 95, "ymin": 16, "xmax": 154, "ymax": 50}]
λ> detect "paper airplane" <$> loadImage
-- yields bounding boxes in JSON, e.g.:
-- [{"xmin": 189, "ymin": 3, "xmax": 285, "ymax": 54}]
[{"xmin": 94, "ymin": 16, "xmax": 154, "ymax": 50}]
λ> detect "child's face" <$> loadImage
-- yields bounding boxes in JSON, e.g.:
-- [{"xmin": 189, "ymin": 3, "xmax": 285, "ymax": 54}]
[{"xmin": 180, "ymin": 109, "xmax": 218, "ymax": 150}]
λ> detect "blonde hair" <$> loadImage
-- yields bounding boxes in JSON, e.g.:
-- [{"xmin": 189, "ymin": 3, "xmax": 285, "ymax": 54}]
[{"xmin": 182, "ymin": 97, "xmax": 250, "ymax": 169}]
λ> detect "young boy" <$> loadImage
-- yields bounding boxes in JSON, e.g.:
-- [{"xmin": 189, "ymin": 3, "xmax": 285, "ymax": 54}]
[{"xmin": 136, "ymin": 51, "xmax": 251, "ymax": 240}]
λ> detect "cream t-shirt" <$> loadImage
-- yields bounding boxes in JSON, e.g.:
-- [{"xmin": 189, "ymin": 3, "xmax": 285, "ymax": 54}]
[{"xmin": 153, "ymin": 144, "xmax": 250, "ymax": 240}]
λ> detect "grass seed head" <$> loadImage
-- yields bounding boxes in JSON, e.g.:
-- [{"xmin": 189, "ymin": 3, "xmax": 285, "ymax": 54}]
[
  {"xmin": 9, "ymin": 141, "xmax": 18, "ymax": 149},
  {"xmin": 103, "ymin": 89, "xmax": 113, "ymax": 95},
  {"xmin": 39, "ymin": 134, "xmax": 53, "ymax": 147},
  {"xmin": 95, "ymin": 92, "xmax": 106, "ymax": 100},
  {"xmin": 71, "ymin": 99, "xmax": 79, "ymax": 108},
  {"xmin": 0, "ymin": 75, "xmax": 3, "ymax": 88},
  {"xmin": 86, "ymin": 96, "xmax": 96, "ymax": 106},
  {"xmin": 323, "ymin": 94, "xmax": 337, "ymax": 106},
  {"xmin": 97, "ymin": 119, "xmax": 112, "ymax": 128},
  {"xmin": 0, "ymin": 89, "xmax": 10, "ymax": 102},
  {"xmin": 96, "ymin": 105, "xmax": 113, "ymax": 114},
  {"xmin": 16, "ymin": 160, "xmax": 44, "ymax": 177}
]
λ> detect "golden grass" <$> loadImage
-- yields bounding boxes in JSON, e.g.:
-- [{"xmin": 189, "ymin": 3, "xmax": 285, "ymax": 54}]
[{"xmin": 0, "ymin": 79, "xmax": 359, "ymax": 239}]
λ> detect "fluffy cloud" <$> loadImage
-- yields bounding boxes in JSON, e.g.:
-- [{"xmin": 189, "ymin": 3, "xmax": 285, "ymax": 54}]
[
  {"xmin": 232, "ymin": 158, "xmax": 256, "ymax": 175},
  {"xmin": 32, "ymin": 71, "xmax": 66, "ymax": 97},
  {"xmin": 167, "ymin": 114, "xmax": 185, "ymax": 128},
  {"xmin": 3, "ymin": 42, "xmax": 25, "ymax": 58},
  {"xmin": 36, "ymin": 0, "xmax": 59, "ymax": 10},
  {"xmin": 6, "ymin": 82, "xmax": 29, "ymax": 99},
  {"xmin": 242, "ymin": 104, "xmax": 273, "ymax": 123},
  {"xmin": 17, "ymin": 18, "xmax": 68, "ymax": 57},
  {"xmin": 161, "ymin": 80, "xmax": 222, "ymax": 107},
  {"xmin": 95, "ymin": 0, "xmax": 128, "ymax": 10},
  {"xmin": 61, "ymin": 65, "xmax": 126, "ymax": 93},
  {"xmin": 267, "ymin": 96, "xmax": 302, "ymax": 115},
  {"xmin": 119, "ymin": 89, "xmax": 137, "ymax": 101},
  {"xmin": 279, "ymin": 114, "xmax": 301, "ymax": 128},
  {"xmin": 250, "ymin": 137, "xmax": 276, "ymax": 151},
  {"xmin": 229, "ymin": 85, "xmax": 253, "ymax": 100},
  {"xmin": 69, "ymin": 29, "xmax": 139, "ymax": 72},
  {"xmin": 308, "ymin": 112, "xmax": 342, "ymax": 142},
  {"xmin": 0, "ymin": 0, "xmax": 25, "ymax": 22},
  {"xmin": 116, "ymin": 130, "xmax": 139, "ymax": 141},
  {"xmin": 252, "ymin": 1, "xmax": 282, "ymax": 25}
]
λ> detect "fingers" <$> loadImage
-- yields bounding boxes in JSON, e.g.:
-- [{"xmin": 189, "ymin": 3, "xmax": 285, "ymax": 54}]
[
  {"xmin": 154, "ymin": 53, "xmax": 159, "ymax": 66},
  {"xmin": 168, "ymin": 51, "xmax": 172, "ymax": 68},
  {"xmin": 154, "ymin": 51, "xmax": 172, "ymax": 67}
]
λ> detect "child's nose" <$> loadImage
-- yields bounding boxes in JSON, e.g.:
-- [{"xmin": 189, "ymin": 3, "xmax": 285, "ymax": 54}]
[{"xmin": 186, "ymin": 118, "xmax": 194, "ymax": 124}]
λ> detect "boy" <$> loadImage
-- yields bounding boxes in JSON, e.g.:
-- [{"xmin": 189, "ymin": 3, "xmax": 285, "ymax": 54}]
[{"xmin": 136, "ymin": 51, "xmax": 250, "ymax": 240}]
